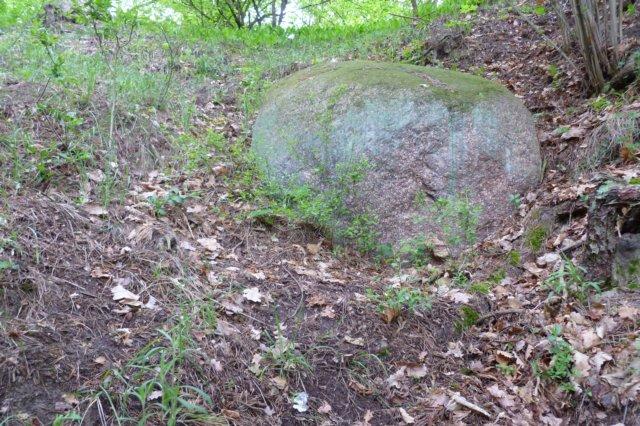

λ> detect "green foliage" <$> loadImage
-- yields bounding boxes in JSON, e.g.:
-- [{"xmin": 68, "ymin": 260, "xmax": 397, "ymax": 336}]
[
  {"xmin": 507, "ymin": 250, "xmax": 521, "ymax": 266},
  {"xmin": 509, "ymin": 193, "xmax": 522, "ymax": 209},
  {"xmin": 148, "ymin": 189, "xmax": 188, "ymax": 217},
  {"xmin": 544, "ymin": 257, "xmax": 601, "ymax": 303},
  {"xmin": 99, "ymin": 314, "xmax": 221, "ymax": 424},
  {"xmin": 626, "ymin": 3, "xmax": 637, "ymax": 16},
  {"xmin": 430, "ymin": 194, "xmax": 482, "ymax": 247},
  {"xmin": 455, "ymin": 305, "xmax": 480, "ymax": 331},
  {"xmin": 525, "ymin": 225, "xmax": 548, "ymax": 253},
  {"xmin": 547, "ymin": 64, "xmax": 561, "ymax": 88},
  {"xmin": 249, "ymin": 158, "xmax": 380, "ymax": 253},
  {"xmin": 173, "ymin": 131, "xmax": 224, "ymax": 172},
  {"xmin": 590, "ymin": 95, "xmax": 611, "ymax": 112},
  {"xmin": 388, "ymin": 236, "xmax": 433, "ymax": 268},
  {"xmin": 265, "ymin": 334, "xmax": 311, "ymax": 375},
  {"xmin": 540, "ymin": 325, "xmax": 576, "ymax": 390},
  {"xmin": 365, "ymin": 285, "xmax": 431, "ymax": 315},
  {"xmin": 497, "ymin": 363, "xmax": 516, "ymax": 377}
]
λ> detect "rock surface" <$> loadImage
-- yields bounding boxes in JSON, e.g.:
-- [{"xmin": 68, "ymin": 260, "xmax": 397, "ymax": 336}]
[{"xmin": 252, "ymin": 60, "xmax": 541, "ymax": 247}]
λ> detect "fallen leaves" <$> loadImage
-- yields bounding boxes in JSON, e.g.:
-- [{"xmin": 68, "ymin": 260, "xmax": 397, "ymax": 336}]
[
  {"xmin": 344, "ymin": 335, "xmax": 365, "ymax": 346},
  {"xmin": 197, "ymin": 237, "xmax": 223, "ymax": 253},
  {"xmin": 242, "ymin": 287, "xmax": 263, "ymax": 303}
]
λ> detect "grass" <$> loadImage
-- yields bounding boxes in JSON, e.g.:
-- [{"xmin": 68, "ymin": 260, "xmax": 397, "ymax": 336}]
[
  {"xmin": 525, "ymin": 225, "xmax": 549, "ymax": 253},
  {"xmin": 455, "ymin": 305, "xmax": 480, "ymax": 332},
  {"xmin": 90, "ymin": 313, "xmax": 224, "ymax": 425}
]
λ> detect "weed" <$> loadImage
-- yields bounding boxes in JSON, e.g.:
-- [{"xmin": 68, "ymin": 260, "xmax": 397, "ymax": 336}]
[
  {"xmin": 539, "ymin": 325, "xmax": 576, "ymax": 391},
  {"xmin": 390, "ymin": 236, "xmax": 433, "ymax": 268},
  {"xmin": 590, "ymin": 95, "xmax": 611, "ymax": 112},
  {"xmin": 430, "ymin": 194, "xmax": 482, "ymax": 248},
  {"xmin": 250, "ymin": 158, "xmax": 379, "ymax": 253},
  {"xmin": 507, "ymin": 250, "xmax": 521, "ymax": 266},
  {"xmin": 497, "ymin": 363, "xmax": 516, "ymax": 377},
  {"xmin": 525, "ymin": 225, "xmax": 548, "ymax": 253},
  {"xmin": 547, "ymin": 64, "xmax": 561, "ymax": 88},
  {"xmin": 469, "ymin": 281, "xmax": 491, "ymax": 294},
  {"xmin": 265, "ymin": 324, "xmax": 310, "ymax": 375},
  {"xmin": 99, "ymin": 314, "xmax": 221, "ymax": 425},
  {"xmin": 0, "ymin": 259, "xmax": 16, "ymax": 271},
  {"xmin": 148, "ymin": 189, "xmax": 188, "ymax": 217},
  {"xmin": 455, "ymin": 305, "xmax": 480, "ymax": 331},
  {"xmin": 365, "ymin": 285, "xmax": 431, "ymax": 316},
  {"xmin": 544, "ymin": 257, "xmax": 601, "ymax": 303},
  {"xmin": 509, "ymin": 193, "xmax": 522, "ymax": 209}
]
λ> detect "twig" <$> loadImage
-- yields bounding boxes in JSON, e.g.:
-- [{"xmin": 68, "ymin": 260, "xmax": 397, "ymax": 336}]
[{"xmin": 448, "ymin": 392, "xmax": 492, "ymax": 418}]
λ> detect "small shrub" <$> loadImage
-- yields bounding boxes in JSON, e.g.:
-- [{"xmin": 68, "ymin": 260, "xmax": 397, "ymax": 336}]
[
  {"xmin": 590, "ymin": 95, "xmax": 611, "ymax": 112},
  {"xmin": 265, "ymin": 335, "xmax": 310, "ymax": 375},
  {"xmin": 148, "ymin": 189, "xmax": 188, "ymax": 217}
]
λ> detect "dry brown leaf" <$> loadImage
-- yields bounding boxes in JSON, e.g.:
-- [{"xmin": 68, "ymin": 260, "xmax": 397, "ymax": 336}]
[
  {"xmin": 618, "ymin": 305, "xmax": 639, "ymax": 321},
  {"xmin": 381, "ymin": 308, "xmax": 400, "ymax": 323},
  {"xmin": 573, "ymin": 351, "xmax": 591, "ymax": 377},
  {"xmin": 197, "ymin": 237, "xmax": 222, "ymax": 252},
  {"xmin": 320, "ymin": 306, "xmax": 336, "ymax": 319},
  {"xmin": 242, "ymin": 287, "xmax": 263, "ymax": 303},
  {"xmin": 406, "ymin": 364, "xmax": 428, "ymax": 379},
  {"xmin": 345, "ymin": 335, "xmax": 365, "ymax": 346},
  {"xmin": 84, "ymin": 204, "xmax": 108, "ymax": 216},
  {"xmin": 398, "ymin": 407, "xmax": 415, "ymax": 424},
  {"xmin": 307, "ymin": 294, "xmax": 327, "ymax": 307},
  {"xmin": 317, "ymin": 401, "xmax": 332, "ymax": 414}
]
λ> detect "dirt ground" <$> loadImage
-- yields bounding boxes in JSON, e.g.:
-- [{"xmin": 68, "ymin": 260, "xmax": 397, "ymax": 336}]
[{"xmin": 1, "ymin": 3, "xmax": 640, "ymax": 425}]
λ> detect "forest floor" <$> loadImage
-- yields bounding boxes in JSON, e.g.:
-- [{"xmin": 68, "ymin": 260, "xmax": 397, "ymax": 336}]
[{"xmin": 1, "ymin": 2, "xmax": 640, "ymax": 425}]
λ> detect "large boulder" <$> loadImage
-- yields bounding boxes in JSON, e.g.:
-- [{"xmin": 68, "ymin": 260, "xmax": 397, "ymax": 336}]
[{"xmin": 252, "ymin": 60, "xmax": 541, "ymax": 249}]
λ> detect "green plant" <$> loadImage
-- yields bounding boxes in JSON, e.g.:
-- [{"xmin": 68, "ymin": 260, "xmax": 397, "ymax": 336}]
[
  {"xmin": 544, "ymin": 257, "xmax": 601, "ymax": 303},
  {"xmin": 52, "ymin": 412, "xmax": 83, "ymax": 425},
  {"xmin": 525, "ymin": 225, "xmax": 548, "ymax": 253},
  {"xmin": 365, "ymin": 285, "xmax": 431, "ymax": 316},
  {"xmin": 0, "ymin": 259, "xmax": 16, "ymax": 271},
  {"xmin": 148, "ymin": 189, "xmax": 188, "ymax": 217},
  {"xmin": 496, "ymin": 362, "xmax": 516, "ymax": 377},
  {"xmin": 590, "ymin": 95, "xmax": 611, "ymax": 112},
  {"xmin": 540, "ymin": 325, "xmax": 576, "ymax": 391},
  {"xmin": 391, "ymin": 236, "xmax": 433, "ymax": 268},
  {"xmin": 250, "ymin": 158, "xmax": 379, "ymax": 253},
  {"xmin": 509, "ymin": 193, "xmax": 522, "ymax": 209},
  {"xmin": 455, "ymin": 305, "xmax": 480, "ymax": 331},
  {"xmin": 469, "ymin": 281, "xmax": 490, "ymax": 294},
  {"xmin": 99, "ymin": 314, "xmax": 221, "ymax": 425},
  {"xmin": 266, "ymin": 335, "xmax": 310, "ymax": 374},
  {"xmin": 547, "ymin": 64, "xmax": 561, "ymax": 88},
  {"xmin": 430, "ymin": 194, "xmax": 482, "ymax": 247}
]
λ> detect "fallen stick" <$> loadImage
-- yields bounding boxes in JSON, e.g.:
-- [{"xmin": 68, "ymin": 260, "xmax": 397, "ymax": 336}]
[{"xmin": 447, "ymin": 392, "xmax": 492, "ymax": 418}]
